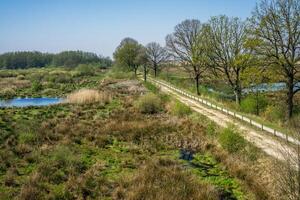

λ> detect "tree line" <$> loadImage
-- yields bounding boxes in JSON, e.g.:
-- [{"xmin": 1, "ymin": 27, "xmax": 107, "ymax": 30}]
[
  {"xmin": 0, "ymin": 51, "xmax": 112, "ymax": 69},
  {"xmin": 113, "ymin": 0, "xmax": 299, "ymax": 118}
]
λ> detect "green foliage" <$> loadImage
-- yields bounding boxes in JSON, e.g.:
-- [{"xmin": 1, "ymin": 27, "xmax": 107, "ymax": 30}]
[
  {"xmin": 75, "ymin": 64, "xmax": 96, "ymax": 76},
  {"xmin": 18, "ymin": 132, "xmax": 38, "ymax": 144},
  {"xmin": 240, "ymin": 94, "xmax": 268, "ymax": 115},
  {"xmin": 143, "ymin": 81, "xmax": 159, "ymax": 93},
  {"xmin": 263, "ymin": 104, "xmax": 285, "ymax": 122},
  {"xmin": 113, "ymin": 38, "xmax": 145, "ymax": 74},
  {"xmin": 206, "ymin": 122, "xmax": 217, "ymax": 137},
  {"xmin": 0, "ymin": 51, "xmax": 112, "ymax": 69},
  {"xmin": 219, "ymin": 126, "xmax": 246, "ymax": 153},
  {"xmin": 169, "ymin": 100, "xmax": 192, "ymax": 117},
  {"xmin": 0, "ymin": 88, "xmax": 16, "ymax": 99},
  {"xmin": 31, "ymin": 81, "xmax": 42, "ymax": 92},
  {"xmin": 135, "ymin": 93, "xmax": 162, "ymax": 114}
]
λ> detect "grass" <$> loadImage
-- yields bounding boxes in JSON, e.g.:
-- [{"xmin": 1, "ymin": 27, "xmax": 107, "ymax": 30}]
[
  {"xmin": 0, "ymin": 67, "xmax": 290, "ymax": 199},
  {"xmin": 218, "ymin": 126, "xmax": 246, "ymax": 154},
  {"xmin": 135, "ymin": 93, "xmax": 162, "ymax": 114},
  {"xmin": 66, "ymin": 89, "xmax": 111, "ymax": 105},
  {"xmin": 168, "ymin": 100, "xmax": 192, "ymax": 117}
]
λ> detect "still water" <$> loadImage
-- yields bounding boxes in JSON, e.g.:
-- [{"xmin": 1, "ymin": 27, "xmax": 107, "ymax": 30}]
[{"xmin": 0, "ymin": 97, "xmax": 63, "ymax": 108}]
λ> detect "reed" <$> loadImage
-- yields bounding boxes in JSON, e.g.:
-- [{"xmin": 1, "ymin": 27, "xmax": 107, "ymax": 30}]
[{"xmin": 66, "ymin": 89, "xmax": 111, "ymax": 104}]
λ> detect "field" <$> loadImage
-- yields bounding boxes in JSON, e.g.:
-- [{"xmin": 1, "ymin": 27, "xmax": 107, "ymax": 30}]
[{"xmin": 0, "ymin": 67, "xmax": 290, "ymax": 199}]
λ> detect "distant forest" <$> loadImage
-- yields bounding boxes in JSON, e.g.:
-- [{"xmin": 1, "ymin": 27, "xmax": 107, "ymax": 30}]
[{"xmin": 0, "ymin": 51, "xmax": 112, "ymax": 69}]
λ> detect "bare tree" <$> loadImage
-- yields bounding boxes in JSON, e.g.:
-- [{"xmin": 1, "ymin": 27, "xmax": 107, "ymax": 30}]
[
  {"xmin": 145, "ymin": 42, "xmax": 168, "ymax": 77},
  {"xmin": 166, "ymin": 19, "xmax": 208, "ymax": 95},
  {"xmin": 136, "ymin": 46, "xmax": 149, "ymax": 82},
  {"xmin": 206, "ymin": 15, "xmax": 251, "ymax": 105},
  {"xmin": 250, "ymin": 0, "xmax": 300, "ymax": 118}
]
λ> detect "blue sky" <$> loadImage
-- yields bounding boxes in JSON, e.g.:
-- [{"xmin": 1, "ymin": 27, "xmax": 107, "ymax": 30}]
[{"xmin": 0, "ymin": 0, "xmax": 258, "ymax": 57}]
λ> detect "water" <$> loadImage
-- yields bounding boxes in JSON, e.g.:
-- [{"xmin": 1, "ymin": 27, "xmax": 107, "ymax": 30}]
[
  {"xmin": 0, "ymin": 97, "xmax": 63, "ymax": 108},
  {"xmin": 243, "ymin": 82, "xmax": 300, "ymax": 94}
]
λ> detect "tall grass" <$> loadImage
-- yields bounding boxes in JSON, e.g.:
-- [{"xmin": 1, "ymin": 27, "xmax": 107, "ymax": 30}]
[
  {"xmin": 66, "ymin": 89, "xmax": 111, "ymax": 105},
  {"xmin": 168, "ymin": 100, "xmax": 192, "ymax": 117},
  {"xmin": 135, "ymin": 93, "xmax": 162, "ymax": 114}
]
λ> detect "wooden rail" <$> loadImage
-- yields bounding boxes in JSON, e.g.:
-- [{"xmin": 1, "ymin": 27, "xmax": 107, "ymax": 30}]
[{"xmin": 147, "ymin": 77, "xmax": 300, "ymax": 146}]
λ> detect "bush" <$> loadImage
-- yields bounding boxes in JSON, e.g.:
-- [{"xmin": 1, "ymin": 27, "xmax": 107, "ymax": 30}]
[
  {"xmin": 75, "ymin": 64, "xmax": 95, "ymax": 76},
  {"xmin": 135, "ymin": 93, "xmax": 162, "ymax": 114},
  {"xmin": 206, "ymin": 122, "xmax": 217, "ymax": 137},
  {"xmin": 66, "ymin": 89, "xmax": 111, "ymax": 105},
  {"xmin": 240, "ymin": 95, "xmax": 268, "ymax": 115},
  {"xmin": 263, "ymin": 105, "xmax": 285, "ymax": 122},
  {"xmin": 121, "ymin": 159, "xmax": 219, "ymax": 200},
  {"xmin": 18, "ymin": 132, "xmax": 38, "ymax": 144},
  {"xmin": 17, "ymin": 75, "xmax": 26, "ymax": 80},
  {"xmin": 31, "ymin": 81, "xmax": 42, "ymax": 92},
  {"xmin": 169, "ymin": 100, "xmax": 191, "ymax": 117},
  {"xmin": 219, "ymin": 126, "xmax": 246, "ymax": 153},
  {"xmin": 42, "ymin": 88, "xmax": 58, "ymax": 96},
  {"xmin": 0, "ymin": 87, "xmax": 16, "ymax": 99}
]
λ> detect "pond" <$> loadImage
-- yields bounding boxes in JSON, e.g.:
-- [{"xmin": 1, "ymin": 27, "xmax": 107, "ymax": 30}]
[
  {"xmin": 0, "ymin": 97, "xmax": 63, "ymax": 108},
  {"xmin": 243, "ymin": 82, "xmax": 300, "ymax": 94}
]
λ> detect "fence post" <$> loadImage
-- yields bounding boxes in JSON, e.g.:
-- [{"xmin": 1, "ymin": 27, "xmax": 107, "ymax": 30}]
[{"xmin": 261, "ymin": 124, "xmax": 264, "ymax": 131}]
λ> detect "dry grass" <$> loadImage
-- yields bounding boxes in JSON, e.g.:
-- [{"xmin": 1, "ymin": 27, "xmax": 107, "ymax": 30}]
[
  {"xmin": 116, "ymin": 159, "xmax": 219, "ymax": 200},
  {"xmin": 0, "ymin": 77, "xmax": 31, "ymax": 89},
  {"xmin": 66, "ymin": 89, "xmax": 111, "ymax": 105}
]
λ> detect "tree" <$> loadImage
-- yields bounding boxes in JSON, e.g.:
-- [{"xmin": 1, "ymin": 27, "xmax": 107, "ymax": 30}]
[
  {"xmin": 166, "ymin": 19, "xmax": 208, "ymax": 95},
  {"xmin": 241, "ymin": 62, "xmax": 274, "ymax": 115},
  {"xmin": 136, "ymin": 46, "xmax": 150, "ymax": 82},
  {"xmin": 0, "ymin": 51, "xmax": 110, "ymax": 69},
  {"xmin": 113, "ymin": 38, "xmax": 143, "ymax": 76},
  {"xmin": 250, "ymin": 0, "xmax": 300, "ymax": 118},
  {"xmin": 145, "ymin": 42, "xmax": 168, "ymax": 77},
  {"xmin": 206, "ymin": 15, "xmax": 251, "ymax": 105}
]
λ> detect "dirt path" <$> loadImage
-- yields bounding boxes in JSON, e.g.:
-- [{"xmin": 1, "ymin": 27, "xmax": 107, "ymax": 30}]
[{"xmin": 152, "ymin": 79, "xmax": 297, "ymax": 163}]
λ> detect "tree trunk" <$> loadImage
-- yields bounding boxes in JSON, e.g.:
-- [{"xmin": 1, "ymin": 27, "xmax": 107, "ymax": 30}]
[
  {"xmin": 234, "ymin": 87, "xmax": 242, "ymax": 105},
  {"xmin": 195, "ymin": 75, "xmax": 200, "ymax": 95},
  {"xmin": 144, "ymin": 66, "xmax": 147, "ymax": 82},
  {"xmin": 287, "ymin": 77, "xmax": 294, "ymax": 119},
  {"xmin": 256, "ymin": 92, "xmax": 259, "ymax": 115},
  {"xmin": 154, "ymin": 64, "xmax": 157, "ymax": 77},
  {"xmin": 134, "ymin": 67, "xmax": 137, "ymax": 77}
]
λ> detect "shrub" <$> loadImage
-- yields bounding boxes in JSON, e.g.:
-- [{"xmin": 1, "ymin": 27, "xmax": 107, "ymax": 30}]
[
  {"xmin": 219, "ymin": 126, "xmax": 246, "ymax": 153},
  {"xmin": 206, "ymin": 122, "xmax": 217, "ymax": 137},
  {"xmin": 42, "ymin": 88, "xmax": 58, "ymax": 96},
  {"xmin": 18, "ymin": 132, "xmax": 38, "ymax": 144},
  {"xmin": 0, "ymin": 87, "xmax": 16, "ymax": 99},
  {"xmin": 75, "ymin": 64, "xmax": 95, "ymax": 76},
  {"xmin": 66, "ymin": 89, "xmax": 111, "ymax": 105},
  {"xmin": 17, "ymin": 74, "xmax": 26, "ymax": 80},
  {"xmin": 122, "ymin": 159, "xmax": 219, "ymax": 200},
  {"xmin": 31, "ymin": 81, "xmax": 42, "ymax": 92},
  {"xmin": 263, "ymin": 104, "xmax": 285, "ymax": 122},
  {"xmin": 240, "ymin": 95, "xmax": 268, "ymax": 115},
  {"xmin": 135, "ymin": 93, "xmax": 162, "ymax": 114},
  {"xmin": 169, "ymin": 100, "xmax": 191, "ymax": 117}
]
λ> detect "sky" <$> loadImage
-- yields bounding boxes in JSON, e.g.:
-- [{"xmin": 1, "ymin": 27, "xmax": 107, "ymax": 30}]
[{"xmin": 0, "ymin": 0, "xmax": 258, "ymax": 58}]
